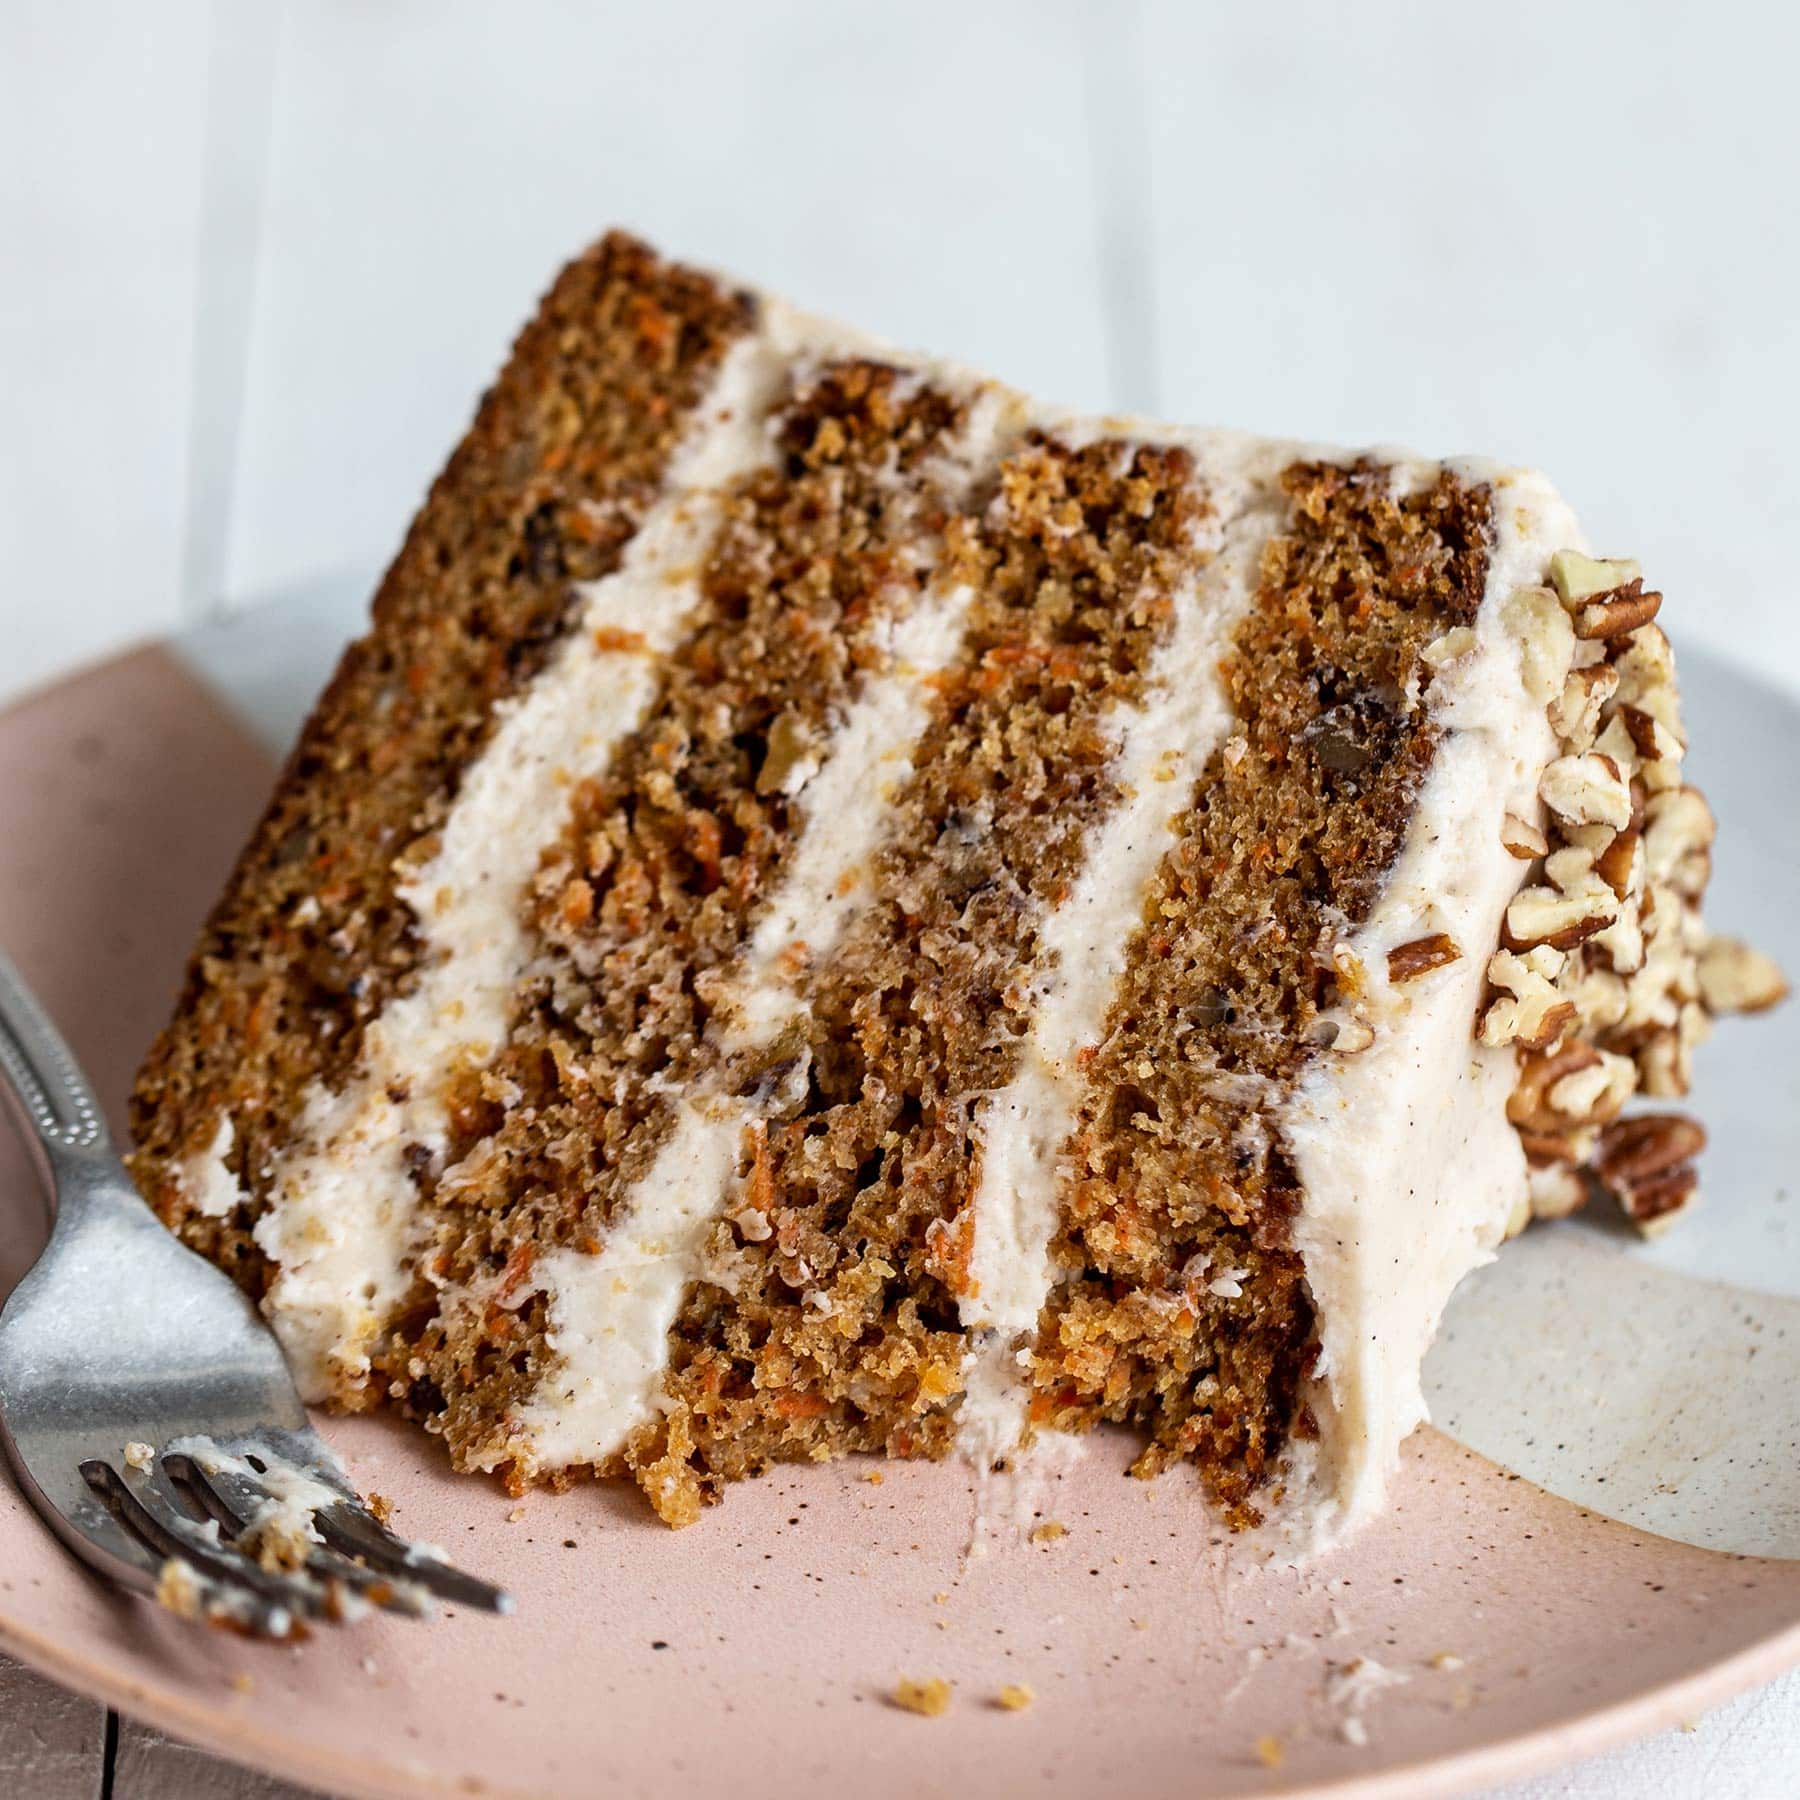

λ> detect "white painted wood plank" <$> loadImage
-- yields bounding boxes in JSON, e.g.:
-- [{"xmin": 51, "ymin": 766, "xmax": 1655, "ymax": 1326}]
[
  {"xmin": 0, "ymin": 2, "xmax": 212, "ymax": 705},
  {"xmin": 1142, "ymin": 0, "xmax": 1800, "ymax": 694},
  {"xmin": 114, "ymin": 1715, "xmax": 328, "ymax": 1800},
  {"xmin": 0, "ymin": 1654, "xmax": 104, "ymax": 1800},
  {"xmin": 225, "ymin": 0, "xmax": 1112, "ymax": 605}
]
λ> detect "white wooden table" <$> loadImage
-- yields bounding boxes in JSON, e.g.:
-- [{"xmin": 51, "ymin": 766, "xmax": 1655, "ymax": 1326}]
[{"xmin": 4, "ymin": 4, "xmax": 1797, "ymax": 1793}]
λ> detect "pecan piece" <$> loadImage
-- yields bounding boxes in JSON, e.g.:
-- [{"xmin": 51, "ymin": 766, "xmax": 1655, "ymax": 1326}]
[
  {"xmin": 1612, "ymin": 1163, "xmax": 1699, "ymax": 1235},
  {"xmin": 1387, "ymin": 933, "xmax": 1462, "ymax": 983},
  {"xmin": 1593, "ymin": 826, "xmax": 1642, "ymax": 900},
  {"xmin": 1507, "ymin": 1042, "xmax": 1602, "ymax": 1135},
  {"xmin": 1696, "ymin": 935, "xmax": 1789, "ymax": 1016},
  {"xmin": 1548, "ymin": 663, "xmax": 1620, "ymax": 754},
  {"xmin": 1620, "ymin": 704, "xmax": 1682, "ymax": 766},
  {"xmin": 1480, "ymin": 948, "xmax": 1575, "ymax": 1051},
  {"xmin": 1500, "ymin": 812, "xmax": 1549, "ymax": 860},
  {"xmin": 1528, "ymin": 1162, "xmax": 1589, "ymax": 1223},
  {"xmin": 1593, "ymin": 1112, "xmax": 1707, "ymax": 1237},
  {"xmin": 1573, "ymin": 584, "xmax": 1662, "ymax": 641},
  {"xmin": 1549, "ymin": 551, "xmax": 1643, "ymax": 604},
  {"xmin": 1503, "ymin": 881, "xmax": 1617, "ymax": 952},
  {"xmin": 1541, "ymin": 751, "xmax": 1633, "ymax": 830}
]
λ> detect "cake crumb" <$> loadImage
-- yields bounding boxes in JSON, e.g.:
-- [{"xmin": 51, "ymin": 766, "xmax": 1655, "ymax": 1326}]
[
  {"xmin": 1254, "ymin": 1734, "xmax": 1283, "ymax": 1768},
  {"xmin": 1029, "ymin": 1520, "xmax": 1067, "ymax": 1544},
  {"xmin": 154, "ymin": 1558, "xmax": 203, "ymax": 1621},
  {"xmin": 1429, "ymin": 1651, "xmax": 1465, "ymax": 1672},
  {"xmin": 507, "ymin": 1505, "xmax": 528, "ymax": 1524},
  {"xmin": 123, "ymin": 1441, "xmax": 155, "ymax": 1472},
  {"xmin": 1131, "ymin": 1618, "xmax": 1149, "ymax": 1631},
  {"xmin": 932, "ymin": 1591, "xmax": 949, "ymax": 1605},
  {"xmin": 891, "ymin": 1677, "xmax": 952, "ymax": 1717},
  {"xmin": 366, "ymin": 1492, "xmax": 395, "ymax": 1526},
  {"xmin": 996, "ymin": 1683, "xmax": 1034, "ymax": 1712},
  {"xmin": 863, "ymin": 1470, "xmax": 884, "ymax": 1486},
  {"xmin": 1341, "ymin": 1717, "xmax": 1369, "ymax": 1748},
  {"xmin": 230, "ymin": 1672, "xmax": 254, "ymax": 1695}
]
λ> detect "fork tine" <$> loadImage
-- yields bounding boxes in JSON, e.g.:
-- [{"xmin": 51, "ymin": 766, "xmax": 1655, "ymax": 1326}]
[
  {"xmin": 311, "ymin": 1499, "xmax": 514, "ymax": 1614},
  {"xmin": 80, "ymin": 1462, "xmax": 335, "ymax": 1634},
  {"xmin": 61, "ymin": 1492, "xmax": 297, "ymax": 1639},
  {"xmin": 164, "ymin": 1451, "xmax": 431, "ymax": 1619}
]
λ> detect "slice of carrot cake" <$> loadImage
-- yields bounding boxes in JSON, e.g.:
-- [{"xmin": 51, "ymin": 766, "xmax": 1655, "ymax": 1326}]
[{"xmin": 127, "ymin": 231, "xmax": 1784, "ymax": 1552}]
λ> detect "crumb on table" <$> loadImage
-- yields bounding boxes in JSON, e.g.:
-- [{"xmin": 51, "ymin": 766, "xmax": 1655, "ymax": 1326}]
[
  {"xmin": 891, "ymin": 1677, "xmax": 952, "ymax": 1718},
  {"xmin": 996, "ymin": 1683, "xmax": 1033, "ymax": 1712}
]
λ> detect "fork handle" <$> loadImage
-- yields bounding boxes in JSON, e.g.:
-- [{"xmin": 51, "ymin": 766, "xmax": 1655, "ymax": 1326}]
[{"xmin": 0, "ymin": 950, "xmax": 112, "ymax": 1183}]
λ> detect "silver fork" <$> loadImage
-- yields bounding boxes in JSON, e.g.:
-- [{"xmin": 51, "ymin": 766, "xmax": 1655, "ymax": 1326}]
[{"xmin": 0, "ymin": 950, "xmax": 510, "ymax": 1638}]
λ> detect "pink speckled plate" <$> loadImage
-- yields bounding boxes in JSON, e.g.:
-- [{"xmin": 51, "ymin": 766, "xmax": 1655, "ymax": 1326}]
[{"xmin": 1, "ymin": 638, "xmax": 1797, "ymax": 1800}]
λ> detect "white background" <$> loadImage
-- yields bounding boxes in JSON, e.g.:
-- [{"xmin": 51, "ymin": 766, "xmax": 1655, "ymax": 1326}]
[{"xmin": 2, "ymin": 3, "xmax": 1796, "ymax": 1794}]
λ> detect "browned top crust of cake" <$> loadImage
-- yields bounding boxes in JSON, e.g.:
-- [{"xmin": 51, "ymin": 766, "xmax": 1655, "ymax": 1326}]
[{"xmin": 129, "ymin": 233, "xmax": 753, "ymax": 1281}]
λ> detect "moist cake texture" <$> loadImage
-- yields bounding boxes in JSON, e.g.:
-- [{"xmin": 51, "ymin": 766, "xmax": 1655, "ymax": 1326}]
[{"xmin": 129, "ymin": 232, "xmax": 1785, "ymax": 1550}]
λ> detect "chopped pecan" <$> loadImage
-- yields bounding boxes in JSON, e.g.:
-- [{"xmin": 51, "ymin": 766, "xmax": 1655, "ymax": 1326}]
[
  {"xmin": 1546, "ymin": 1048, "xmax": 1637, "ymax": 1124},
  {"xmin": 1594, "ymin": 827, "xmax": 1642, "ymax": 900},
  {"xmin": 1643, "ymin": 787, "xmax": 1715, "ymax": 883},
  {"xmin": 1549, "ymin": 551, "xmax": 1643, "ymax": 604},
  {"xmin": 1573, "ymin": 584, "xmax": 1662, "ymax": 641},
  {"xmin": 1620, "ymin": 704, "xmax": 1682, "ymax": 766},
  {"xmin": 1421, "ymin": 625, "xmax": 1478, "ymax": 669},
  {"xmin": 1595, "ymin": 1111, "xmax": 1706, "ymax": 1185},
  {"xmin": 1527, "ymin": 1162, "xmax": 1589, "ymax": 1222},
  {"xmin": 1502, "ymin": 585, "xmax": 1576, "ymax": 706},
  {"xmin": 1387, "ymin": 933, "xmax": 1462, "ymax": 983},
  {"xmin": 1507, "ymin": 1042, "xmax": 1601, "ymax": 1135},
  {"xmin": 1548, "ymin": 663, "xmax": 1620, "ymax": 754},
  {"xmin": 1504, "ymin": 877, "xmax": 1618, "ymax": 952},
  {"xmin": 1541, "ymin": 752, "xmax": 1633, "ymax": 829},
  {"xmin": 1696, "ymin": 935, "xmax": 1788, "ymax": 1016},
  {"xmin": 1480, "ymin": 947, "xmax": 1575, "ymax": 1051},
  {"xmin": 1593, "ymin": 1112, "xmax": 1706, "ymax": 1236},
  {"xmin": 1613, "ymin": 1163, "xmax": 1698, "ymax": 1236},
  {"xmin": 1500, "ymin": 812, "xmax": 1549, "ymax": 859},
  {"xmin": 1613, "ymin": 625, "xmax": 1679, "ymax": 720},
  {"xmin": 1518, "ymin": 1130, "xmax": 1580, "ymax": 1166}
]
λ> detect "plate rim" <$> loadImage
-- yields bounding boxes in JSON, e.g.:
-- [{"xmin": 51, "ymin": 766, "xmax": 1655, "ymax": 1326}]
[{"xmin": 2, "ymin": 631, "xmax": 1799, "ymax": 1800}]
